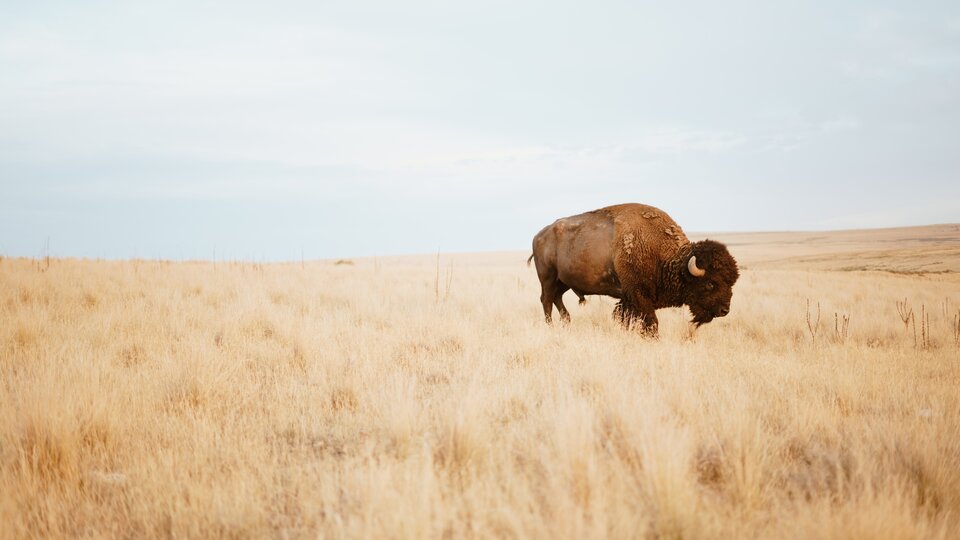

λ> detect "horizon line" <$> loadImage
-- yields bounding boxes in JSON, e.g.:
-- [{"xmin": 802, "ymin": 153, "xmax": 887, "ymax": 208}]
[{"xmin": 4, "ymin": 222, "xmax": 957, "ymax": 265}]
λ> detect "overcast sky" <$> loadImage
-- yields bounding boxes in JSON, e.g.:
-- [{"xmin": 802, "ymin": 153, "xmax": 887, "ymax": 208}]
[{"xmin": 1, "ymin": 1, "xmax": 958, "ymax": 260}]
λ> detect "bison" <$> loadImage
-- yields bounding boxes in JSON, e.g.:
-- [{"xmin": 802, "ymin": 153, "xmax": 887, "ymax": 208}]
[{"xmin": 528, "ymin": 203, "xmax": 739, "ymax": 335}]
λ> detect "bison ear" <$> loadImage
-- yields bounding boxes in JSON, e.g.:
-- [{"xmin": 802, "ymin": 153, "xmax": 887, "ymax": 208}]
[{"xmin": 688, "ymin": 255, "xmax": 706, "ymax": 277}]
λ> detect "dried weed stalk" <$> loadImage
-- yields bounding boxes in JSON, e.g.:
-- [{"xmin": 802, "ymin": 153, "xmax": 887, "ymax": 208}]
[
  {"xmin": 896, "ymin": 298, "xmax": 913, "ymax": 331},
  {"xmin": 919, "ymin": 304, "xmax": 930, "ymax": 351},
  {"xmin": 806, "ymin": 299, "xmax": 821, "ymax": 342},
  {"xmin": 953, "ymin": 310, "xmax": 960, "ymax": 348},
  {"xmin": 435, "ymin": 251, "xmax": 454, "ymax": 303},
  {"xmin": 834, "ymin": 312, "xmax": 850, "ymax": 344}
]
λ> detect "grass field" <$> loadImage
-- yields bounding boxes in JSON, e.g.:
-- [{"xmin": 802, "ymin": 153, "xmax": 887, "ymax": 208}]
[{"xmin": 2, "ymin": 226, "xmax": 960, "ymax": 539}]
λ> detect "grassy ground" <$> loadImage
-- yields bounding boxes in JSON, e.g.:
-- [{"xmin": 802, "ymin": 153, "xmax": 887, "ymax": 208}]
[{"xmin": 2, "ymin": 233, "xmax": 960, "ymax": 538}]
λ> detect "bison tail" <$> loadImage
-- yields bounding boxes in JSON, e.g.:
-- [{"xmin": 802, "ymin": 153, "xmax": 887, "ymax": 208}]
[{"xmin": 526, "ymin": 253, "xmax": 535, "ymax": 266}]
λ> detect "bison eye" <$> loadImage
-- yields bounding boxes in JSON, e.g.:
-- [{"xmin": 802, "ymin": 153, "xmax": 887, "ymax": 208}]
[{"xmin": 705, "ymin": 283, "xmax": 714, "ymax": 291}]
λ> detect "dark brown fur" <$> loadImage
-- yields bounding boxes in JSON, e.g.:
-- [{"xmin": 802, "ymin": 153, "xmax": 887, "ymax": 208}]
[{"xmin": 529, "ymin": 203, "xmax": 739, "ymax": 335}]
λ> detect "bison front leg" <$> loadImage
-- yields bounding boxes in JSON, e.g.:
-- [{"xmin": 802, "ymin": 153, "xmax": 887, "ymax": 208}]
[
  {"xmin": 613, "ymin": 301, "xmax": 632, "ymax": 326},
  {"xmin": 638, "ymin": 309, "xmax": 659, "ymax": 337},
  {"xmin": 614, "ymin": 297, "xmax": 659, "ymax": 337}
]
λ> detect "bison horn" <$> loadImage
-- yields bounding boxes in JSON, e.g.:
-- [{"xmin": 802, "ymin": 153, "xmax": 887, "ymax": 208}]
[{"xmin": 688, "ymin": 255, "xmax": 706, "ymax": 277}]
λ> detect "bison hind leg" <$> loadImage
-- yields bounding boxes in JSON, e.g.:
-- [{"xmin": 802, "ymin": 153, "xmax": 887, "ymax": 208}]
[
  {"xmin": 552, "ymin": 281, "xmax": 572, "ymax": 323},
  {"xmin": 540, "ymin": 291, "xmax": 554, "ymax": 324}
]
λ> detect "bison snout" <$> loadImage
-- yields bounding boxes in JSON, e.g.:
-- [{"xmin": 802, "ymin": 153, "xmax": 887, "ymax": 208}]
[{"xmin": 717, "ymin": 306, "xmax": 730, "ymax": 317}]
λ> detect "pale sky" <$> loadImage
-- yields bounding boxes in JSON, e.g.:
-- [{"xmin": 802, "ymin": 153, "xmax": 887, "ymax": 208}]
[{"xmin": 1, "ymin": 0, "xmax": 958, "ymax": 260}]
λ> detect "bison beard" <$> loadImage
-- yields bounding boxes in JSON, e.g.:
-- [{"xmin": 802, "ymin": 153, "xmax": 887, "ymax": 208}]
[
  {"xmin": 688, "ymin": 306, "xmax": 715, "ymax": 327},
  {"xmin": 529, "ymin": 204, "xmax": 739, "ymax": 336}
]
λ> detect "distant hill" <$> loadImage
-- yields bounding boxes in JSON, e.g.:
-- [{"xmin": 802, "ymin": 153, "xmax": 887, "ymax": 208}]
[
  {"xmin": 336, "ymin": 224, "xmax": 960, "ymax": 276},
  {"xmin": 692, "ymin": 224, "xmax": 960, "ymax": 274}
]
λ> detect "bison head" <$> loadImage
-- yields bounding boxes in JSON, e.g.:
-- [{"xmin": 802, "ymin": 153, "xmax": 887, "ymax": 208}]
[{"xmin": 682, "ymin": 240, "xmax": 740, "ymax": 326}]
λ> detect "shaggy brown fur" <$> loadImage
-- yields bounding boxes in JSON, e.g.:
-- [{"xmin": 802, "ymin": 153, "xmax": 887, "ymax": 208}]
[{"xmin": 529, "ymin": 203, "xmax": 739, "ymax": 335}]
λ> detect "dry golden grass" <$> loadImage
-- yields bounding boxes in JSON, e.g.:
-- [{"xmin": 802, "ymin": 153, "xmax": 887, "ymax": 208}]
[{"xmin": 2, "ymin": 228, "xmax": 960, "ymax": 539}]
